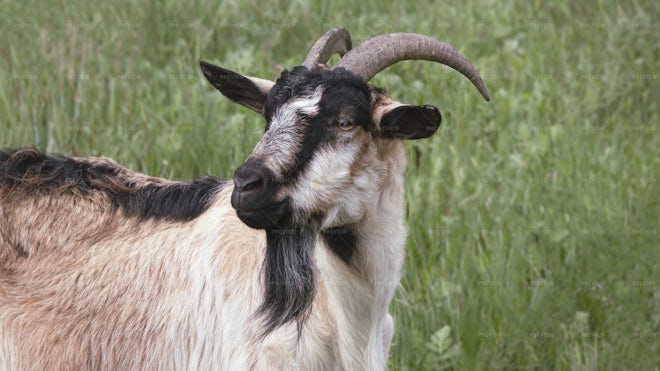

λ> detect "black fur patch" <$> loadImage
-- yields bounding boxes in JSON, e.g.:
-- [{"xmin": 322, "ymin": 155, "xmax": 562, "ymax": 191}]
[
  {"xmin": 0, "ymin": 148, "xmax": 226, "ymax": 222},
  {"xmin": 321, "ymin": 226, "xmax": 357, "ymax": 263},
  {"xmin": 258, "ymin": 223, "xmax": 317, "ymax": 338}
]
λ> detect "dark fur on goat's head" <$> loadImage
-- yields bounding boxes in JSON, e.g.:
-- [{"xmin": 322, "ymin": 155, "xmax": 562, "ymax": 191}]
[{"xmin": 200, "ymin": 28, "xmax": 489, "ymax": 336}]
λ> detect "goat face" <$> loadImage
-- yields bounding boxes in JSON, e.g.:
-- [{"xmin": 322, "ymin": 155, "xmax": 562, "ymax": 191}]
[{"xmin": 201, "ymin": 63, "xmax": 440, "ymax": 231}]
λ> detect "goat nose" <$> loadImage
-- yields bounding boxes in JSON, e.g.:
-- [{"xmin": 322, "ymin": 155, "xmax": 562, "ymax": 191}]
[
  {"xmin": 231, "ymin": 160, "xmax": 281, "ymax": 212},
  {"xmin": 232, "ymin": 164, "xmax": 271, "ymax": 208}
]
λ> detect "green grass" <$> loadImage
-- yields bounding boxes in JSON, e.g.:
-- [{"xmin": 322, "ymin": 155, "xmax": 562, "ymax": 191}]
[{"xmin": 2, "ymin": 0, "xmax": 658, "ymax": 369}]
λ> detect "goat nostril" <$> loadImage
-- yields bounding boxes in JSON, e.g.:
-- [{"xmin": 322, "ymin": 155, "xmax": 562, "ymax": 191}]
[
  {"xmin": 234, "ymin": 172, "xmax": 266, "ymax": 194},
  {"xmin": 241, "ymin": 176, "xmax": 263, "ymax": 192}
]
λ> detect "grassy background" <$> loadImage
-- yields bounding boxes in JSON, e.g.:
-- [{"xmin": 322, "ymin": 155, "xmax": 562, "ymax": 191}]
[{"xmin": 1, "ymin": 0, "xmax": 658, "ymax": 369}]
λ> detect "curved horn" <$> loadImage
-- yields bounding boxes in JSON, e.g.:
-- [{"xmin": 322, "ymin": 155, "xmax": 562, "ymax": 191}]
[
  {"xmin": 335, "ymin": 33, "xmax": 490, "ymax": 101},
  {"xmin": 302, "ymin": 28, "xmax": 352, "ymax": 69}
]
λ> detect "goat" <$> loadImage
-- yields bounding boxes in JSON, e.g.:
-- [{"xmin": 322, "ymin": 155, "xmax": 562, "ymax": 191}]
[{"xmin": 0, "ymin": 28, "xmax": 489, "ymax": 370}]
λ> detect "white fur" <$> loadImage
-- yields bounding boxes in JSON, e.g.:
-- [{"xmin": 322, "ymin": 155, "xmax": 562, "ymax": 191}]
[{"xmin": 288, "ymin": 141, "xmax": 386, "ymax": 229}]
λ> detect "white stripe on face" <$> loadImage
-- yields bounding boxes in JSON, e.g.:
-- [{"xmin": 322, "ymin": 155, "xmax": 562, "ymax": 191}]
[
  {"xmin": 284, "ymin": 87, "xmax": 324, "ymax": 116},
  {"xmin": 286, "ymin": 140, "xmax": 388, "ymax": 228},
  {"xmin": 250, "ymin": 87, "xmax": 324, "ymax": 178}
]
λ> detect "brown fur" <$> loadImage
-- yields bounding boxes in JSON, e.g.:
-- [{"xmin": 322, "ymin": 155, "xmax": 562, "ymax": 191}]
[
  {"xmin": 1, "ymin": 184, "xmax": 264, "ymax": 369},
  {"xmin": 0, "ymin": 149, "xmax": 233, "ymax": 369}
]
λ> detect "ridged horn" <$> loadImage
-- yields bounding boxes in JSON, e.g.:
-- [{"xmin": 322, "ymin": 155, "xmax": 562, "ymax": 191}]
[
  {"xmin": 302, "ymin": 28, "xmax": 352, "ymax": 69},
  {"xmin": 335, "ymin": 33, "xmax": 490, "ymax": 101}
]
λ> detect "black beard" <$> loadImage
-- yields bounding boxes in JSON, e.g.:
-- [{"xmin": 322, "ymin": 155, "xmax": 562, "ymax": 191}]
[{"xmin": 257, "ymin": 221, "xmax": 317, "ymax": 338}]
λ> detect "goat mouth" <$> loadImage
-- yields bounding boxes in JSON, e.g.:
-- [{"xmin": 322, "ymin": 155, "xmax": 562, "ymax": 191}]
[{"xmin": 234, "ymin": 198, "xmax": 291, "ymax": 229}]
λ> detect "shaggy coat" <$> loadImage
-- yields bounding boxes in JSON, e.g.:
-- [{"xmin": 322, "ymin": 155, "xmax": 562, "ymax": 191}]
[{"xmin": 1, "ymin": 28, "xmax": 489, "ymax": 370}]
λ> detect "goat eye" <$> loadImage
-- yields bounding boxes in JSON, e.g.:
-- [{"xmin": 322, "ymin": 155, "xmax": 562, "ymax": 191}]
[{"xmin": 338, "ymin": 120, "xmax": 354, "ymax": 131}]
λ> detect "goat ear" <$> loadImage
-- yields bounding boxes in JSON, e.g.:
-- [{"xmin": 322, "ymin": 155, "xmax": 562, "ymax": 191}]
[
  {"xmin": 377, "ymin": 103, "xmax": 441, "ymax": 139},
  {"xmin": 200, "ymin": 61, "xmax": 274, "ymax": 114}
]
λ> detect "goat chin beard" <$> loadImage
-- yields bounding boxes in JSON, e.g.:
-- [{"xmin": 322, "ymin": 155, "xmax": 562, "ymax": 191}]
[{"xmin": 258, "ymin": 220, "xmax": 320, "ymax": 338}]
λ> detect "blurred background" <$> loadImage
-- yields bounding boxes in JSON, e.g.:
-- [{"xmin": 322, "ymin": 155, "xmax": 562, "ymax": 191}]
[{"xmin": 1, "ymin": 0, "xmax": 658, "ymax": 369}]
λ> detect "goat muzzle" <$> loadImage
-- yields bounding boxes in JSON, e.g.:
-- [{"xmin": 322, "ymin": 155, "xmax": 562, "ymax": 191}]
[{"xmin": 231, "ymin": 162, "xmax": 290, "ymax": 229}]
